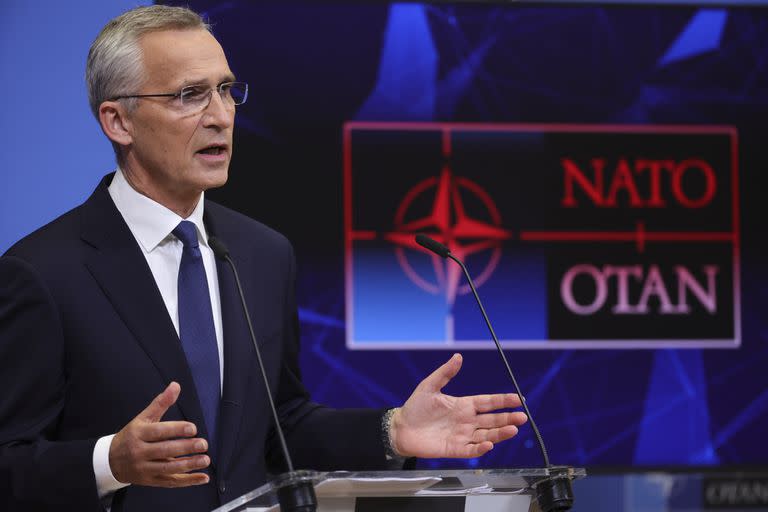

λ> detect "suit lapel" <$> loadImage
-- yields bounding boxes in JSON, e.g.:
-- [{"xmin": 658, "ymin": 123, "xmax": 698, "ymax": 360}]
[
  {"xmin": 204, "ymin": 205, "xmax": 262, "ymax": 477},
  {"xmin": 79, "ymin": 176, "xmax": 210, "ymax": 441},
  {"xmin": 213, "ymin": 256, "xmax": 254, "ymax": 475}
]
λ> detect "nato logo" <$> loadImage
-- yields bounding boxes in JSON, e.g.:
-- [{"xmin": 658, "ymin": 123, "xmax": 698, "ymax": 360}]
[{"xmin": 344, "ymin": 122, "xmax": 739, "ymax": 350}]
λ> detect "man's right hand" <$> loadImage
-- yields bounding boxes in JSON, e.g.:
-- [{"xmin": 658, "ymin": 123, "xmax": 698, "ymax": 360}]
[{"xmin": 109, "ymin": 382, "xmax": 211, "ymax": 487}]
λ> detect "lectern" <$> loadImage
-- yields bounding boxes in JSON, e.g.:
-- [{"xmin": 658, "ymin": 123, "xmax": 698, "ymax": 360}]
[{"xmin": 213, "ymin": 467, "xmax": 585, "ymax": 512}]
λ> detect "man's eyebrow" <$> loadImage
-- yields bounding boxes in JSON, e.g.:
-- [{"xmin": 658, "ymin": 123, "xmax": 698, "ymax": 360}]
[{"xmin": 178, "ymin": 75, "xmax": 237, "ymax": 88}]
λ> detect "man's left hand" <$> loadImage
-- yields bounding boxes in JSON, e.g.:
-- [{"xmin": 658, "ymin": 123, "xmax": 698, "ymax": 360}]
[{"xmin": 389, "ymin": 353, "xmax": 528, "ymax": 459}]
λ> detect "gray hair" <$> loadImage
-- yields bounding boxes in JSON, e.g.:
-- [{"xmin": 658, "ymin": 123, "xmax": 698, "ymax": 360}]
[{"xmin": 86, "ymin": 5, "xmax": 210, "ymax": 119}]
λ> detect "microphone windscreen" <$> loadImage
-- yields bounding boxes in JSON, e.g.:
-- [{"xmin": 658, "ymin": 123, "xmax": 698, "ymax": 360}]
[
  {"xmin": 415, "ymin": 234, "xmax": 450, "ymax": 258},
  {"xmin": 208, "ymin": 237, "xmax": 230, "ymax": 259}
]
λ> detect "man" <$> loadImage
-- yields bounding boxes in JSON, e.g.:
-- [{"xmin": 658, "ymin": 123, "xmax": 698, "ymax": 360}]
[{"xmin": 0, "ymin": 6, "xmax": 527, "ymax": 511}]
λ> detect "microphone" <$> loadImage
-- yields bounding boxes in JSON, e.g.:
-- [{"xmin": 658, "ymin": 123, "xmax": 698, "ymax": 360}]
[
  {"xmin": 415, "ymin": 234, "xmax": 574, "ymax": 512},
  {"xmin": 414, "ymin": 234, "xmax": 451, "ymax": 258},
  {"xmin": 209, "ymin": 237, "xmax": 317, "ymax": 512}
]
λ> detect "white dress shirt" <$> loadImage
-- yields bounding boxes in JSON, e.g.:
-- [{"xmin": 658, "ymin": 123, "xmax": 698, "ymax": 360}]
[{"xmin": 92, "ymin": 169, "xmax": 225, "ymax": 499}]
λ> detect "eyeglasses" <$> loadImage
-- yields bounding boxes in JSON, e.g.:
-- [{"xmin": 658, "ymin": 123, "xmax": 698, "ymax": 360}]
[{"xmin": 110, "ymin": 81, "xmax": 248, "ymax": 114}]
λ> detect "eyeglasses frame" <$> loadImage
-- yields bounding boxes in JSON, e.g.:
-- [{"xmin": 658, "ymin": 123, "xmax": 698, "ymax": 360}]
[{"xmin": 109, "ymin": 81, "xmax": 248, "ymax": 111}]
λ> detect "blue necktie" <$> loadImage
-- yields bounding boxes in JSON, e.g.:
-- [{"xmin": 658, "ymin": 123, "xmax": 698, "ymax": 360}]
[{"xmin": 173, "ymin": 221, "xmax": 220, "ymax": 451}]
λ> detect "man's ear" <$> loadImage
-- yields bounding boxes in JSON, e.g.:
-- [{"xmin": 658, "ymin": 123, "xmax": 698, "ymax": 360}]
[{"xmin": 98, "ymin": 101, "xmax": 134, "ymax": 147}]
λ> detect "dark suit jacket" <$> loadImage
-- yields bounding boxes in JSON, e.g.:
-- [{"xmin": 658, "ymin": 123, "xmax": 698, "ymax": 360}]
[{"xmin": 0, "ymin": 174, "xmax": 388, "ymax": 511}]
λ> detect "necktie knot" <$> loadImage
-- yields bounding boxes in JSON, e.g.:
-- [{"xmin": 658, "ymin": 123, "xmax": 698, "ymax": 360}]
[{"xmin": 173, "ymin": 220, "xmax": 199, "ymax": 249}]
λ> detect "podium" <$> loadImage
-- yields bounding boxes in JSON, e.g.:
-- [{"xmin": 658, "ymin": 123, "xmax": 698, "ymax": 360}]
[{"xmin": 213, "ymin": 467, "xmax": 586, "ymax": 512}]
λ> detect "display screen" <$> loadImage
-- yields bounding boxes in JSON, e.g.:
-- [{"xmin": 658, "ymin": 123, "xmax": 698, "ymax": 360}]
[{"xmin": 165, "ymin": 1, "xmax": 768, "ymax": 468}]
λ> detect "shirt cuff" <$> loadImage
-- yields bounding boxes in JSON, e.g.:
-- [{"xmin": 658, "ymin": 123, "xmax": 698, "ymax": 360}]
[{"xmin": 93, "ymin": 434, "xmax": 131, "ymax": 499}]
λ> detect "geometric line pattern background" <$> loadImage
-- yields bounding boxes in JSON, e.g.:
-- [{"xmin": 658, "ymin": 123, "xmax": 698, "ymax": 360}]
[{"xmin": 177, "ymin": 0, "xmax": 768, "ymax": 468}]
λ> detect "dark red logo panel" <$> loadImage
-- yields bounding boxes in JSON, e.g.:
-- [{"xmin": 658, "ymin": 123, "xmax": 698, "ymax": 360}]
[{"xmin": 344, "ymin": 123, "xmax": 739, "ymax": 349}]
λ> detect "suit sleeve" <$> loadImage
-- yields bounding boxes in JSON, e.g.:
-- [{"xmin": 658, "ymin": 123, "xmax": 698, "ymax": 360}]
[
  {"xmin": 266, "ymin": 247, "xmax": 390, "ymax": 473},
  {"xmin": 0, "ymin": 256, "xmax": 102, "ymax": 510}
]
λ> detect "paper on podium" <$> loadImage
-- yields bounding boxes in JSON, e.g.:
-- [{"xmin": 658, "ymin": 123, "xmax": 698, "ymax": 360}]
[
  {"xmin": 414, "ymin": 474, "xmax": 496, "ymax": 495},
  {"xmin": 314, "ymin": 475, "xmax": 442, "ymax": 496},
  {"xmin": 416, "ymin": 483, "xmax": 492, "ymax": 495}
]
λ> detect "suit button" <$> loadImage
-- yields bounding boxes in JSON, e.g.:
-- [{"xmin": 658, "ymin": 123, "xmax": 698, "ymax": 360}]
[{"xmin": 219, "ymin": 481, "xmax": 226, "ymax": 493}]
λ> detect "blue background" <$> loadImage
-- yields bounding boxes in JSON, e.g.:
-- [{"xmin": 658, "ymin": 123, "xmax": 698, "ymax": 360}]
[{"xmin": 0, "ymin": 1, "xmax": 148, "ymax": 252}]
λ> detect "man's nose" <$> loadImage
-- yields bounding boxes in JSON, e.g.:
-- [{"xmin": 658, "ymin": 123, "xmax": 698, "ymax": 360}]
[{"xmin": 202, "ymin": 90, "xmax": 234, "ymax": 128}]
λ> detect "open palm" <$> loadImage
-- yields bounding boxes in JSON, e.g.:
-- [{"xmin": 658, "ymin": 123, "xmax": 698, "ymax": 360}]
[{"xmin": 390, "ymin": 354, "xmax": 528, "ymax": 459}]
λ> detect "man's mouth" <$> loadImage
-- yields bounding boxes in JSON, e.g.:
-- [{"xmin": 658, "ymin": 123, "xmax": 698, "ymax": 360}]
[{"xmin": 196, "ymin": 144, "xmax": 227, "ymax": 156}]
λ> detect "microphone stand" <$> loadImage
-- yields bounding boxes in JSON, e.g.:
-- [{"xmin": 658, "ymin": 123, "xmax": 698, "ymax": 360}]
[
  {"xmin": 210, "ymin": 237, "xmax": 317, "ymax": 512},
  {"xmin": 417, "ymin": 234, "xmax": 575, "ymax": 512}
]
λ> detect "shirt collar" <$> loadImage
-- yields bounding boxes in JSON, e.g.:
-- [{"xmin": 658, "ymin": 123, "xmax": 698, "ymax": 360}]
[{"xmin": 108, "ymin": 168, "xmax": 209, "ymax": 252}]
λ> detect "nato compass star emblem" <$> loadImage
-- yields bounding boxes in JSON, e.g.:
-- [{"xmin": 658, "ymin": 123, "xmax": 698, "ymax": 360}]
[{"xmin": 384, "ymin": 166, "xmax": 512, "ymax": 306}]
